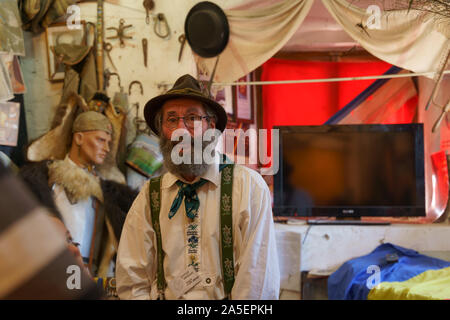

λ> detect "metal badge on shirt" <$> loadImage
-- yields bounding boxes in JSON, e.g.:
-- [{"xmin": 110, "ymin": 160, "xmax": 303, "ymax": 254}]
[{"xmin": 168, "ymin": 265, "xmax": 202, "ymax": 298}]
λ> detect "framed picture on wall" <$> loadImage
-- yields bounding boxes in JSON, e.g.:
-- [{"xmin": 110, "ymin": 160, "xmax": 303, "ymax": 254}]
[
  {"xmin": 197, "ymin": 66, "xmax": 236, "ymax": 121},
  {"xmin": 234, "ymin": 73, "xmax": 254, "ymax": 123},
  {"xmin": 45, "ymin": 21, "xmax": 86, "ymax": 82},
  {"xmin": 213, "ymin": 85, "xmax": 235, "ymax": 121},
  {"xmin": 0, "ymin": 101, "xmax": 20, "ymax": 147}
]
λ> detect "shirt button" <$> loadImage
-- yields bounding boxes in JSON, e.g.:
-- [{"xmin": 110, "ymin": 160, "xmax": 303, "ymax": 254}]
[{"xmin": 205, "ymin": 277, "xmax": 211, "ymax": 284}]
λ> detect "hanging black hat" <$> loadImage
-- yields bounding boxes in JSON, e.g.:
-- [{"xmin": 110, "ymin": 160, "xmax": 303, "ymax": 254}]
[{"xmin": 184, "ymin": 1, "xmax": 230, "ymax": 58}]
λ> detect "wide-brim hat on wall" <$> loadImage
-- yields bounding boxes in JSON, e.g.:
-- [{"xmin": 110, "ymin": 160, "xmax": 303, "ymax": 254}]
[
  {"xmin": 143, "ymin": 74, "xmax": 227, "ymax": 135},
  {"xmin": 185, "ymin": 1, "xmax": 229, "ymax": 58}
]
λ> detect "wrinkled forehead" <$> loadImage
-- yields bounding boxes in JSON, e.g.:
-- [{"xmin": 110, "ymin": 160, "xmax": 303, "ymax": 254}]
[{"xmin": 161, "ymin": 98, "xmax": 206, "ymax": 116}]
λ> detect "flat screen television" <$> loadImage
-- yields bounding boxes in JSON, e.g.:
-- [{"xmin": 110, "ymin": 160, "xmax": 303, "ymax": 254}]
[{"xmin": 273, "ymin": 123, "xmax": 425, "ymax": 218}]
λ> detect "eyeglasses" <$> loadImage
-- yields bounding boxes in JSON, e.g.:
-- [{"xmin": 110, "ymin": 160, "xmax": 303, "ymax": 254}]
[{"xmin": 163, "ymin": 114, "xmax": 211, "ymax": 129}]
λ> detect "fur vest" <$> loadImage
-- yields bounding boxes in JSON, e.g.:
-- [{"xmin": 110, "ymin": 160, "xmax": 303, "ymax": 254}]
[{"xmin": 19, "ymin": 159, "xmax": 138, "ymax": 250}]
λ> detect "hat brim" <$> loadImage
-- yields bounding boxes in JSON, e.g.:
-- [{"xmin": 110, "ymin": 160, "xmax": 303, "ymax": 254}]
[{"xmin": 144, "ymin": 92, "xmax": 227, "ymax": 136}]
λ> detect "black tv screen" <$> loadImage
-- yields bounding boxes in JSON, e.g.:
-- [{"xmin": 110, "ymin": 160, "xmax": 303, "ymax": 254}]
[{"xmin": 273, "ymin": 124, "xmax": 425, "ymax": 218}]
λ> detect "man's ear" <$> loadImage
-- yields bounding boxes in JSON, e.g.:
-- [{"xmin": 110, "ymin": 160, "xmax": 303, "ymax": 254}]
[
  {"xmin": 73, "ymin": 132, "xmax": 84, "ymax": 146},
  {"xmin": 209, "ymin": 118, "xmax": 216, "ymax": 129}
]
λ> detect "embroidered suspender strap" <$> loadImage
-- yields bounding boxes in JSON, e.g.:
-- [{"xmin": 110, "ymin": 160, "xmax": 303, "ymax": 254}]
[
  {"xmin": 220, "ymin": 164, "xmax": 235, "ymax": 298},
  {"xmin": 148, "ymin": 176, "xmax": 166, "ymax": 300}
]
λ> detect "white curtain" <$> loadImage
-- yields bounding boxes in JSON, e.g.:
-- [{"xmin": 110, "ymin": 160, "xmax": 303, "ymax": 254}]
[
  {"xmin": 321, "ymin": 0, "xmax": 450, "ymax": 76},
  {"xmin": 198, "ymin": 0, "xmax": 449, "ymax": 83},
  {"xmin": 196, "ymin": 0, "xmax": 314, "ymax": 83},
  {"xmin": 417, "ymin": 76, "xmax": 450, "ymax": 221}
]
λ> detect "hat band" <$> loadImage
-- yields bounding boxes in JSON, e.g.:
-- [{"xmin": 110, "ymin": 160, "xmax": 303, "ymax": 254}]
[{"xmin": 167, "ymin": 88, "xmax": 206, "ymax": 97}]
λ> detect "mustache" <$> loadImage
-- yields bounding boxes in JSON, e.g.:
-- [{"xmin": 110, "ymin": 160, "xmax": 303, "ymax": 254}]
[{"xmin": 159, "ymin": 134, "xmax": 213, "ymax": 177}]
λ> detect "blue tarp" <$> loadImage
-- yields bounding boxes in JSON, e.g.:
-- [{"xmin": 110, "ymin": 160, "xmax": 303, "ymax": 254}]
[{"xmin": 327, "ymin": 243, "xmax": 450, "ymax": 300}]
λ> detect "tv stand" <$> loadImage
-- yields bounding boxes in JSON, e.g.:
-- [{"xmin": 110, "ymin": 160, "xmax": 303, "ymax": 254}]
[{"xmin": 307, "ymin": 218, "xmax": 390, "ymax": 226}]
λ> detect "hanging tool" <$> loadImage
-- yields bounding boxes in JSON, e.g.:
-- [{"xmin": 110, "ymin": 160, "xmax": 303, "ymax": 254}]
[
  {"xmin": 127, "ymin": 83, "xmax": 147, "ymax": 138},
  {"xmin": 105, "ymin": 72, "xmax": 121, "ymax": 91},
  {"xmin": 142, "ymin": 38, "xmax": 148, "ymax": 67},
  {"xmin": 129, "ymin": 81, "xmax": 144, "ymax": 96},
  {"xmin": 425, "ymin": 42, "xmax": 450, "ymax": 111},
  {"xmin": 154, "ymin": 13, "xmax": 171, "ymax": 39},
  {"xmin": 107, "ymin": 19, "xmax": 133, "ymax": 48},
  {"xmin": 143, "ymin": 0, "xmax": 154, "ymax": 25},
  {"xmin": 432, "ymin": 100, "xmax": 450, "ymax": 133},
  {"xmin": 103, "ymin": 42, "xmax": 117, "ymax": 71},
  {"xmin": 106, "ymin": 72, "xmax": 128, "ymax": 112},
  {"xmin": 96, "ymin": 0, "xmax": 105, "ymax": 91},
  {"xmin": 178, "ymin": 34, "xmax": 186, "ymax": 62}
]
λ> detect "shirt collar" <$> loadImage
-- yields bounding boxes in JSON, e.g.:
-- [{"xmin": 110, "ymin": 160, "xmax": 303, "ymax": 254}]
[{"xmin": 161, "ymin": 153, "xmax": 221, "ymax": 189}]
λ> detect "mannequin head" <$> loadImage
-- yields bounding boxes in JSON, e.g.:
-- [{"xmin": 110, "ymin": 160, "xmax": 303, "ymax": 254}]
[
  {"xmin": 68, "ymin": 111, "xmax": 113, "ymax": 169},
  {"xmin": 70, "ymin": 130, "xmax": 112, "ymax": 167}
]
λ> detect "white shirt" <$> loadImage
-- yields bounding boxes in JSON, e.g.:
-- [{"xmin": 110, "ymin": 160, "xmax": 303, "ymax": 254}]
[{"xmin": 116, "ymin": 160, "xmax": 280, "ymax": 300}]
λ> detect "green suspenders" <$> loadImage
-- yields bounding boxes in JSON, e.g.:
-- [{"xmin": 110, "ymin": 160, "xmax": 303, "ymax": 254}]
[
  {"xmin": 219, "ymin": 165, "xmax": 234, "ymax": 297},
  {"xmin": 149, "ymin": 176, "xmax": 165, "ymax": 300},
  {"xmin": 149, "ymin": 164, "xmax": 235, "ymax": 300}
]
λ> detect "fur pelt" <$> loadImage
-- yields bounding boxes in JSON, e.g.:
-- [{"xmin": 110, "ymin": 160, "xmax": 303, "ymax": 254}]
[
  {"xmin": 18, "ymin": 160, "xmax": 62, "ymax": 219},
  {"xmin": 19, "ymin": 159, "xmax": 138, "ymax": 243},
  {"xmin": 101, "ymin": 180, "xmax": 138, "ymax": 241},
  {"xmin": 27, "ymin": 94, "xmax": 85, "ymax": 162},
  {"xmin": 48, "ymin": 157, "xmax": 103, "ymax": 204}
]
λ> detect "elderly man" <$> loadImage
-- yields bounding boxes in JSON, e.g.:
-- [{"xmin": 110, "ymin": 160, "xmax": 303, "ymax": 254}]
[
  {"xmin": 20, "ymin": 111, "xmax": 137, "ymax": 278},
  {"xmin": 116, "ymin": 74, "xmax": 280, "ymax": 300}
]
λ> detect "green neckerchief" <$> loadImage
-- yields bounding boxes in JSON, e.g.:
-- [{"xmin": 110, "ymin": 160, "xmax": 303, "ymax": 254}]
[{"xmin": 168, "ymin": 158, "xmax": 231, "ymax": 220}]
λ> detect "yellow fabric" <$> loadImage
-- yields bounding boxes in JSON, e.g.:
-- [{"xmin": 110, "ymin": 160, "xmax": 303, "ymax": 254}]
[{"xmin": 368, "ymin": 266, "xmax": 450, "ymax": 300}]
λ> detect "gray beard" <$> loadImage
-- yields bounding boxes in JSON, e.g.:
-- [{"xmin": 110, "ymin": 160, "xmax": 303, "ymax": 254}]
[{"xmin": 159, "ymin": 134, "xmax": 215, "ymax": 179}]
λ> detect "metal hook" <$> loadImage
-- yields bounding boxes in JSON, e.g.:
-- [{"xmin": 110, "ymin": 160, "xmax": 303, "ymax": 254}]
[
  {"xmin": 107, "ymin": 72, "xmax": 121, "ymax": 89},
  {"xmin": 129, "ymin": 80, "xmax": 144, "ymax": 96},
  {"xmin": 153, "ymin": 13, "xmax": 171, "ymax": 39}
]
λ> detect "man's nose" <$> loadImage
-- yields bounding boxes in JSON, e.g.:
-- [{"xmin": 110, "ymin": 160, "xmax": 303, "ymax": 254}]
[
  {"xmin": 104, "ymin": 142, "xmax": 110, "ymax": 152},
  {"xmin": 176, "ymin": 117, "xmax": 188, "ymax": 130}
]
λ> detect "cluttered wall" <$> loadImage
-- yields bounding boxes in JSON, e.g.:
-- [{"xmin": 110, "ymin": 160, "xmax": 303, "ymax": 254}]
[{"xmin": 21, "ymin": 0, "xmax": 245, "ymax": 142}]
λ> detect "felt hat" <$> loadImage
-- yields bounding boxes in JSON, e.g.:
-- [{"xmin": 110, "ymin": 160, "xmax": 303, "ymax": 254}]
[
  {"xmin": 143, "ymin": 74, "xmax": 227, "ymax": 135},
  {"xmin": 185, "ymin": 1, "xmax": 229, "ymax": 58}
]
